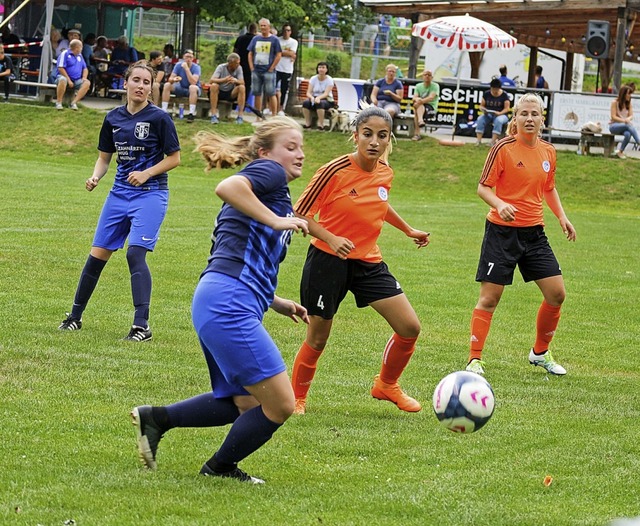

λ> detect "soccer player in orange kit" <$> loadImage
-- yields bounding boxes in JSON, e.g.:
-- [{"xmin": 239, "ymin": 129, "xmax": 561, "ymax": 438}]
[
  {"xmin": 465, "ymin": 93, "xmax": 577, "ymax": 377},
  {"xmin": 291, "ymin": 106, "xmax": 431, "ymax": 415}
]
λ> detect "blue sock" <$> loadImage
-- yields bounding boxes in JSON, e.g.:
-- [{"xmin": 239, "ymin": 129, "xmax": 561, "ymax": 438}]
[
  {"xmin": 71, "ymin": 255, "xmax": 107, "ymax": 319},
  {"xmin": 213, "ymin": 405, "xmax": 282, "ymax": 467},
  {"xmin": 127, "ymin": 246, "xmax": 151, "ymax": 327},
  {"xmin": 163, "ymin": 393, "xmax": 239, "ymax": 428}
]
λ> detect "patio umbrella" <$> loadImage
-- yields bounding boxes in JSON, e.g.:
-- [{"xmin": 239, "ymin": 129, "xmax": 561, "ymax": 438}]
[{"xmin": 411, "ymin": 14, "xmax": 517, "ymax": 144}]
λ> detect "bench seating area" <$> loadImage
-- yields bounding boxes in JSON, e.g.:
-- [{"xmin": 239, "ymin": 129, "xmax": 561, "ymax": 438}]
[{"xmin": 579, "ymin": 131, "xmax": 616, "ymax": 157}]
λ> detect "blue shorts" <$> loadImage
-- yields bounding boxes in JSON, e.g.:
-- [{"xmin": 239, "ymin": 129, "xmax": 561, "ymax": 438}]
[
  {"xmin": 251, "ymin": 71, "xmax": 277, "ymax": 97},
  {"xmin": 172, "ymin": 84, "xmax": 202, "ymax": 97},
  {"xmin": 92, "ymin": 189, "xmax": 168, "ymax": 251},
  {"xmin": 192, "ymin": 272, "xmax": 286, "ymax": 398}
]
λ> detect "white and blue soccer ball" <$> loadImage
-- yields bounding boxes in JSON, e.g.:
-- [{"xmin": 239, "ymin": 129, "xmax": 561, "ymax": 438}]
[{"xmin": 432, "ymin": 371, "xmax": 495, "ymax": 433}]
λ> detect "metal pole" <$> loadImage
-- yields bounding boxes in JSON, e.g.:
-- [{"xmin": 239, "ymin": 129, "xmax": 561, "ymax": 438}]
[{"xmin": 0, "ymin": 0, "xmax": 31, "ymax": 29}]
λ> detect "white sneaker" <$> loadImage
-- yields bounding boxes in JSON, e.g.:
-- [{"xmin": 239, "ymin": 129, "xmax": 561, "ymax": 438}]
[
  {"xmin": 55, "ymin": 102, "xmax": 64, "ymax": 110},
  {"xmin": 528, "ymin": 349, "xmax": 566, "ymax": 375},
  {"xmin": 70, "ymin": 102, "xmax": 78, "ymax": 110},
  {"xmin": 262, "ymin": 108, "xmax": 272, "ymax": 116},
  {"xmin": 277, "ymin": 110, "xmax": 285, "ymax": 116}
]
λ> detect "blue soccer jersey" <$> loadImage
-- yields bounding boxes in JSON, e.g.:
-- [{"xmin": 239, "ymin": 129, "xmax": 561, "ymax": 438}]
[
  {"xmin": 98, "ymin": 104, "xmax": 180, "ymax": 191},
  {"xmin": 203, "ymin": 159, "xmax": 295, "ymax": 311}
]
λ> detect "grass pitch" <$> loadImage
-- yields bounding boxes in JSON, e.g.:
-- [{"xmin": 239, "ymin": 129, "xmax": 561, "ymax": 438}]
[{"xmin": 0, "ymin": 103, "xmax": 639, "ymax": 525}]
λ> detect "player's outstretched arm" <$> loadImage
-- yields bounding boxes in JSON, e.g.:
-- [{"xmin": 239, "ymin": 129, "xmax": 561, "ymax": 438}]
[
  {"xmin": 270, "ymin": 295, "xmax": 309, "ymax": 324},
  {"xmin": 384, "ymin": 205, "xmax": 431, "ymax": 248},
  {"xmin": 294, "ymin": 212, "xmax": 355, "ymax": 259}
]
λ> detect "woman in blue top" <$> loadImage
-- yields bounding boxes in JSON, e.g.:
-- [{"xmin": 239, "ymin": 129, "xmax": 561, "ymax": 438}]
[
  {"xmin": 371, "ymin": 63, "xmax": 404, "ymax": 118},
  {"xmin": 475, "ymin": 78, "xmax": 511, "ymax": 146},
  {"xmin": 131, "ymin": 117, "xmax": 309, "ymax": 484},
  {"xmin": 58, "ymin": 61, "xmax": 181, "ymax": 341}
]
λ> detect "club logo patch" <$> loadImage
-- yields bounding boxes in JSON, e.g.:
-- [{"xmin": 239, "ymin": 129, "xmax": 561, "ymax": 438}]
[
  {"xmin": 378, "ymin": 187, "xmax": 388, "ymax": 201},
  {"xmin": 542, "ymin": 160, "xmax": 551, "ymax": 173},
  {"xmin": 135, "ymin": 122, "xmax": 150, "ymax": 140}
]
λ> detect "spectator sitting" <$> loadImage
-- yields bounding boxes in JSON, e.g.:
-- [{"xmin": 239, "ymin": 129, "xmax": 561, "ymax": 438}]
[
  {"xmin": 106, "ymin": 35, "xmax": 139, "ymax": 89},
  {"xmin": 371, "ymin": 63, "xmax": 403, "ymax": 118},
  {"xmin": 56, "ymin": 28, "xmax": 81, "ymax": 58},
  {"xmin": 148, "ymin": 50, "xmax": 166, "ymax": 105},
  {"xmin": 475, "ymin": 78, "xmax": 511, "ymax": 146},
  {"xmin": 161, "ymin": 43, "xmax": 175, "ymax": 78},
  {"xmin": 302, "ymin": 61, "xmax": 335, "ymax": 130},
  {"xmin": 0, "ymin": 47, "xmax": 15, "ymax": 101},
  {"xmin": 51, "ymin": 39, "xmax": 91, "ymax": 110},
  {"xmin": 1, "ymin": 25, "xmax": 21, "ymax": 46},
  {"xmin": 498, "ymin": 64, "xmax": 516, "ymax": 88},
  {"xmin": 209, "ymin": 52, "xmax": 246, "ymax": 125},
  {"xmin": 50, "ymin": 29, "xmax": 62, "ymax": 59},
  {"xmin": 161, "ymin": 48, "xmax": 202, "ymax": 122},
  {"xmin": 411, "ymin": 69, "xmax": 440, "ymax": 141}
]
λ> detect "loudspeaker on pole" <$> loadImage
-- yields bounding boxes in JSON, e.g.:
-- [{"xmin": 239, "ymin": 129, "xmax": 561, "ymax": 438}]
[{"xmin": 585, "ymin": 20, "xmax": 610, "ymax": 59}]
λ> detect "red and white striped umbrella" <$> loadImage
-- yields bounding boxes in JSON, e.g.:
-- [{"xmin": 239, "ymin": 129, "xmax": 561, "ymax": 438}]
[{"xmin": 411, "ymin": 14, "xmax": 517, "ymax": 51}]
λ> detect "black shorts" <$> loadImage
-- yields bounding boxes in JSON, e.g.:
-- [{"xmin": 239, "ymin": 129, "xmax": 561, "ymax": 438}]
[
  {"xmin": 475, "ymin": 220, "xmax": 561, "ymax": 285},
  {"xmin": 300, "ymin": 245, "xmax": 403, "ymax": 319},
  {"xmin": 218, "ymin": 89, "xmax": 237, "ymax": 102}
]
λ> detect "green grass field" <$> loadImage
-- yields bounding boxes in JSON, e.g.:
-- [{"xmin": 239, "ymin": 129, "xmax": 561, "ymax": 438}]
[{"xmin": 1, "ymin": 103, "xmax": 639, "ymax": 525}]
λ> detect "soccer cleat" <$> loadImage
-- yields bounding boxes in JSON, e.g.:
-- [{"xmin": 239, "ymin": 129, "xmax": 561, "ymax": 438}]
[
  {"xmin": 70, "ymin": 102, "xmax": 79, "ymax": 110},
  {"xmin": 59, "ymin": 314, "xmax": 82, "ymax": 331},
  {"xmin": 124, "ymin": 325, "xmax": 153, "ymax": 342},
  {"xmin": 55, "ymin": 102, "xmax": 64, "ymax": 110},
  {"xmin": 466, "ymin": 359, "xmax": 486, "ymax": 375},
  {"xmin": 210, "ymin": 114, "xmax": 219, "ymax": 124},
  {"xmin": 186, "ymin": 113, "xmax": 195, "ymax": 123},
  {"xmin": 131, "ymin": 405, "xmax": 164, "ymax": 470},
  {"xmin": 200, "ymin": 462, "xmax": 264, "ymax": 484},
  {"xmin": 371, "ymin": 374, "xmax": 422, "ymax": 412},
  {"xmin": 235, "ymin": 116, "xmax": 244, "ymax": 124},
  {"xmin": 293, "ymin": 399, "xmax": 306, "ymax": 415},
  {"xmin": 529, "ymin": 349, "xmax": 566, "ymax": 375}
]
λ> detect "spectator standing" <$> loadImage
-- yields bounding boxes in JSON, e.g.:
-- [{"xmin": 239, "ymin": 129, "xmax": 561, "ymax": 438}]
[
  {"xmin": 161, "ymin": 48, "xmax": 202, "ymax": 123},
  {"xmin": 371, "ymin": 63, "xmax": 404, "ymax": 118},
  {"xmin": 498, "ymin": 64, "xmax": 516, "ymax": 88},
  {"xmin": 51, "ymin": 39, "xmax": 91, "ymax": 110},
  {"xmin": 161, "ymin": 43, "xmax": 175, "ymax": 78},
  {"xmin": 248, "ymin": 18, "xmax": 282, "ymax": 120},
  {"xmin": 411, "ymin": 69, "xmax": 440, "ymax": 141},
  {"xmin": 234, "ymin": 24, "xmax": 257, "ymax": 102},
  {"xmin": 301, "ymin": 62, "xmax": 335, "ymax": 130},
  {"xmin": 58, "ymin": 62, "xmax": 180, "ymax": 341},
  {"xmin": 475, "ymin": 78, "xmax": 511, "ymax": 146},
  {"xmin": 275, "ymin": 24, "xmax": 298, "ymax": 116},
  {"xmin": 148, "ymin": 50, "xmax": 165, "ymax": 105},
  {"xmin": 534, "ymin": 65, "xmax": 549, "ymax": 90},
  {"xmin": 609, "ymin": 84, "xmax": 640, "ymax": 159},
  {"xmin": 131, "ymin": 117, "xmax": 309, "ymax": 483},
  {"xmin": 291, "ymin": 106, "xmax": 430, "ymax": 415},
  {"xmin": 359, "ymin": 14, "xmax": 379, "ymax": 55},
  {"xmin": 465, "ymin": 93, "xmax": 576, "ymax": 377},
  {"xmin": 209, "ymin": 52, "xmax": 246, "ymax": 124},
  {"xmin": 0, "ymin": 47, "xmax": 15, "ymax": 101}
]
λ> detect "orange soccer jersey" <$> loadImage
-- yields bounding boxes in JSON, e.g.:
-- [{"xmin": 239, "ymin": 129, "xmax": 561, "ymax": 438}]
[
  {"xmin": 479, "ymin": 136, "xmax": 557, "ymax": 227},
  {"xmin": 294, "ymin": 154, "xmax": 393, "ymax": 263}
]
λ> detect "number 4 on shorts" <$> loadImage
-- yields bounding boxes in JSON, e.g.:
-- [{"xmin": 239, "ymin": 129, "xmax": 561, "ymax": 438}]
[{"xmin": 317, "ymin": 295, "xmax": 325, "ymax": 310}]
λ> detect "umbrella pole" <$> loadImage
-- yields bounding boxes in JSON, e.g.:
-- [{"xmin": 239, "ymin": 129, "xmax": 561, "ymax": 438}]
[{"xmin": 451, "ymin": 51, "xmax": 466, "ymax": 142}]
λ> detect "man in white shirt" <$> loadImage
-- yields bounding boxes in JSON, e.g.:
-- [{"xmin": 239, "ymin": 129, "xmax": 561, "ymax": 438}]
[{"xmin": 275, "ymin": 24, "xmax": 298, "ymax": 116}]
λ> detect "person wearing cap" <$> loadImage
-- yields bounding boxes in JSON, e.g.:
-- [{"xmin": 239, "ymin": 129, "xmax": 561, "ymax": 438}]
[
  {"xmin": 56, "ymin": 28, "xmax": 81, "ymax": 57},
  {"xmin": 161, "ymin": 48, "xmax": 201, "ymax": 122}
]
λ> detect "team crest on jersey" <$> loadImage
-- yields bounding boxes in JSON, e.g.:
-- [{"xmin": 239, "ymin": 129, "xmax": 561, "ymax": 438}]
[
  {"xmin": 135, "ymin": 122, "xmax": 150, "ymax": 140},
  {"xmin": 542, "ymin": 160, "xmax": 551, "ymax": 173},
  {"xmin": 378, "ymin": 187, "xmax": 388, "ymax": 201}
]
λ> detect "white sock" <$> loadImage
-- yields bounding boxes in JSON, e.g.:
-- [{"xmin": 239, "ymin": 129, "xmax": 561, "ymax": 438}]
[
  {"xmin": 161, "ymin": 102, "xmax": 169, "ymax": 111},
  {"xmin": 189, "ymin": 104, "xmax": 196, "ymax": 115}
]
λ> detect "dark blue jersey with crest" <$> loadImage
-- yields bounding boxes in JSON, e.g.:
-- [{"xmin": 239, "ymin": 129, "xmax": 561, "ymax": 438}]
[
  {"xmin": 98, "ymin": 103, "xmax": 180, "ymax": 192},
  {"xmin": 203, "ymin": 159, "xmax": 294, "ymax": 312}
]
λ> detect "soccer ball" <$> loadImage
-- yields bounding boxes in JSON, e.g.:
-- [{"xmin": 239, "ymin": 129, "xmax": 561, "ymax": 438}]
[{"xmin": 432, "ymin": 371, "xmax": 495, "ymax": 433}]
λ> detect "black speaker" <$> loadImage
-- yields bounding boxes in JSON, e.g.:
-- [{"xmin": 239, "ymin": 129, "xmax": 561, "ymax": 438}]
[{"xmin": 585, "ymin": 20, "xmax": 610, "ymax": 59}]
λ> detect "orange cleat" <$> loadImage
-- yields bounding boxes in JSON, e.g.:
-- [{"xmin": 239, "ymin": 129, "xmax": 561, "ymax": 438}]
[
  {"xmin": 371, "ymin": 375, "xmax": 422, "ymax": 412},
  {"xmin": 293, "ymin": 398, "xmax": 307, "ymax": 415}
]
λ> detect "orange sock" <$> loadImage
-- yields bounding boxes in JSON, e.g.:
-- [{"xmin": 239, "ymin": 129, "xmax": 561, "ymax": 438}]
[
  {"xmin": 469, "ymin": 308, "xmax": 493, "ymax": 362},
  {"xmin": 379, "ymin": 333, "xmax": 417, "ymax": 385},
  {"xmin": 533, "ymin": 300, "xmax": 561, "ymax": 354},
  {"xmin": 291, "ymin": 341, "xmax": 323, "ymax": 400}
]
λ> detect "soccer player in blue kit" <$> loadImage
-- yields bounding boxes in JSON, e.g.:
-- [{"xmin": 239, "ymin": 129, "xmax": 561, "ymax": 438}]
[
  {"xmin": 131, "ymin": 117, "xmax": 309, "ymax": 484},
  {"xmin": 58, "ymin": 61, "xmax": 181, "ymax": 341}
]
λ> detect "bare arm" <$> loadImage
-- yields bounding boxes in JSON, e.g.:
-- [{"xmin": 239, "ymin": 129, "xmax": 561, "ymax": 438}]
[
  {"xmin": 86, "ymin": 151, "xmax": 113, "ymax": 191},
  {"xmin": 371, "ymin": 85, "xmax": 380, "ymax": 104},
  {"xmin": 269, "ymin": 52, "xmax": 282, "ymax": 72},
  {"xmin": 384, "ymin": 205, "xmax": 430, "ymax": 248},
  {"xmin": 477, "ymin": 183, "xmax": 518, "ymax": 222},
  {"xmin": 218, "ymin": 176, "xmax": 309, "ymax": 234},
  {"xmin": 294, "ymin": 212, "xmax": 354, "ymax": 259},
  {"xmin": 127, "ymin": 150, "xmax": 181, "ymax": 187},
  {"xmin": 270, "ymin": 295, "xmax": 309, "ymax": 324},
  {"xmin": 544, "ymin": 187, "xmax": 576, "ymax": 241}
]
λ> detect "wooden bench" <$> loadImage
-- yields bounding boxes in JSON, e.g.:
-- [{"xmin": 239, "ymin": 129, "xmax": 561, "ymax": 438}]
[
  {"xmin": 108, "ymin": 88, "xmax": 214, "ymax": 119},
  {"xmin": 295, "ymin": 79, "xmax": 339, "ymax": 117},
  {"xmin": 14, "ymin": 80, "xmax": 56, "ymax": 102},
  {"xmin": 579, "ymin": 131, "xmax": 616, "ymax": 157}
]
